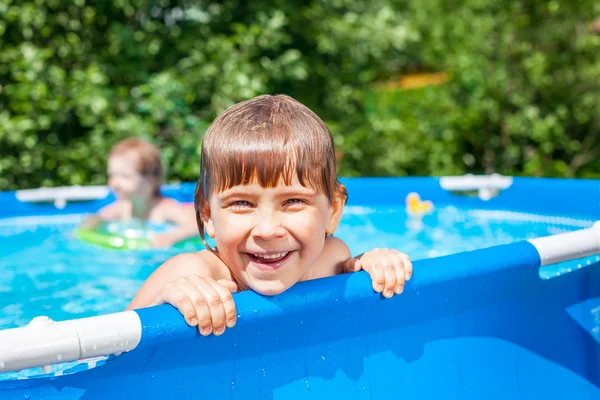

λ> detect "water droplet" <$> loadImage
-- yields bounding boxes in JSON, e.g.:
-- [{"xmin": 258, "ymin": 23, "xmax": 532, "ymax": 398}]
[
  {"xmin": 256, "ymin": 331, "xmax": 260, "ymax": 335},
  {"xmin": 230, "ymin": 381, "xmax": 236, "ymax": 390},
  {"xmin": 24, "ymin": 395, "xmax": 30, "ymax": 400},
  {"xmin": 321, "ymin": 356, "xmax": 325, "ymax": 360},
  {"xmin": 299, "ymin": 320, "xmax": 303, "ymax": 325},
  {"xmin": 587, "ymin": 260, "xmax": 592, "ymax": 265},
  {"xmin": 262, "ymin": 368, "xmax": 266, "ymax": 376},
  {"xmin": 305, "ymin": 380, "xmax": 310, "ymax": 389},
  {"xmin": 57, "ymin": 354, "xmax": 63, "ymax": 361},
  {"xmin": 578, "ymin": 264, "xmax": 582, "ymax": 269},
  {"xmin": 232, "ymin": 342, "xmax": 237, "ymax": 347},
  {"xmin": 303, "ymin": 295, "xmax": 307, "ymax": 300}
]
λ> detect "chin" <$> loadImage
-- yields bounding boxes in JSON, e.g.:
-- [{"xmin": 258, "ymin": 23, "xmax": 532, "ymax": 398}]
[{"xmin": 250, "ymin": 281, "xmax": 291, "ymax": 296}]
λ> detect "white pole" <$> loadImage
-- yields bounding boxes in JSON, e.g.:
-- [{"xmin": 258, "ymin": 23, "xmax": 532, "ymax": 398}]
[
  {"xmin": 439, "ymin": 174, "xmax": 513, "ymax": 200},
  {"xmin": 0, "ymin": 311, "xmax": 141, "ymax": 373},
  {"xmin": 15, "ymin": 186, "xmax": 110, "ymax": 209},
  {"xmin": 528, "ymin": 222, "xmax": 600, "ymax": 266}
]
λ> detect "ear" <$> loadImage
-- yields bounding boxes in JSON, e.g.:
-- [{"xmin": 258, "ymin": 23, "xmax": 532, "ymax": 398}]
[
  {"xmin": 199, "ymin": 203, "xmax": 216, "ymax": 238},
  {"xmin": 325, "ymin": 191, "xmax": 345, "ymax": 235}
]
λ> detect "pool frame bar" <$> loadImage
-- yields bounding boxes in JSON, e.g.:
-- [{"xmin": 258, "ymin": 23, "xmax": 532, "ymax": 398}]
[{"xmin": 0, "ymin": 176, "xmax": 599, "ymax": 399}]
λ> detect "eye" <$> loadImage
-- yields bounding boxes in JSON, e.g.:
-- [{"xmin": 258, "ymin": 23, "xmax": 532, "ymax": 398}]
[
  {"xmin": 229, "ymin": 200, "xmax": 252, "ymax": 209},
  {"xmin": 283, "ymin": 198, "xmax": 306, "ymax": 208}
]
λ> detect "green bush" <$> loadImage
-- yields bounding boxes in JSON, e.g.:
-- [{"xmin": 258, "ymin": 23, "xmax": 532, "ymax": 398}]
[
  {"xmin": 1, "ymin": 0, "xmax": 599, "ymax": 191},
  {"xmin": 353, "ymin": 0, "xmax": 600, "ymax": 178},
  {"xmin": 0, "ymin": 0, "xmax": 410, "ymax": 190}
]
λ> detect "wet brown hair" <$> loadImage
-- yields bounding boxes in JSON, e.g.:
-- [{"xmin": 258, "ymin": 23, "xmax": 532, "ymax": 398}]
[
  {"xmin": 194, "ymin": 94, "xmax": 347, "ymax": 249},
  {"xmin": 109, "ymin": 137, "xmax": 164, "ymax": 196}
]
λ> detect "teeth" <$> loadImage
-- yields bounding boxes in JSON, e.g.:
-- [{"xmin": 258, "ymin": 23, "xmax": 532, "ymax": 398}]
[{"xmin": 254, "ymin": 252, "xmax": 288, "ymax": 260}]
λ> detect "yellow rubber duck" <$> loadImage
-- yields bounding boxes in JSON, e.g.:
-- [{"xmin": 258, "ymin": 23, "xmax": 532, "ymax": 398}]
[{"xmin": 405, "ymin": 192, "xmax": 434, "ymax": 217}]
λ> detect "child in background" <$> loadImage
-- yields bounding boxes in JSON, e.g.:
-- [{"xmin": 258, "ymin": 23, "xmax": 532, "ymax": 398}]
[
  {"xmin": 89, "ymin": 138, "xmax": 197, "ymax": 248},
  {"xmin": 127, "ymin": 95, "xmax": 412, "ymax": 335}
]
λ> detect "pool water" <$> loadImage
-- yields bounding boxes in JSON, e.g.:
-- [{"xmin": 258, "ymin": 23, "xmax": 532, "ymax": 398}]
[{"xmin": 0, "ymin": 206, "xmax": 594, "ymax": 330}]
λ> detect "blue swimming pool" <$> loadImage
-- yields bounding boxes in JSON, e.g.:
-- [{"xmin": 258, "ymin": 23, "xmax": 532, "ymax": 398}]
[{"xmin": 1, "ymin": 176, "xmax": 600, "ymax": 399}]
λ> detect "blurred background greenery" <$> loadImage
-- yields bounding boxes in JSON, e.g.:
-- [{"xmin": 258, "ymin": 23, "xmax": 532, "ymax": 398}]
[{"xmin": 1, "ymin": 0, "xmax": 599, "ymax": 190}]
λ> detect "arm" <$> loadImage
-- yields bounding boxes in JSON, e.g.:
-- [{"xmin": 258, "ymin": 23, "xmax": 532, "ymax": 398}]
[
  {"xmin": 150, "ymin": 203, "xmax": 198, "ymax": 247},
  {"xmin": 78, "ymin": 202, "xmax": 122, "ymax": 229},
  {"xmin": 98, "ymin": 202, "xmax": 124, "ymax": 220},
  {"xmin": 126, "ymin": 250, "xmax": 238, "ymax": 337},
  {"xmin": 78, "ymin": 215, "xmax": 104, "ymax": 230}
]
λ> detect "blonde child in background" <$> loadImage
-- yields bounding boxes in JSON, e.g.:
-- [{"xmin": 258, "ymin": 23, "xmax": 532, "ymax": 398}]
[
  {"xmin": 88, "ymin": 138, "xmax": 197, "ymax": 248},
  {"xmin": 127, "ymin": 95, "xmax": 412, "ymax": 336}
]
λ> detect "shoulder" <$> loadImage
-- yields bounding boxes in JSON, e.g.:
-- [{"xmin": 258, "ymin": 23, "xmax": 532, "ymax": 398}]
[
  {"xmin": 159, "ymin": 250, "xmax": 231, "ymax": 281},
  {"xmin": 303, "ymin": 236, "xmax": 352, "ymax": 281},
  {"xmin": 323, "ymin": 236, "xmax": 351, "ymax": 260},
  {"xmin": 153, "ymin": 198, "xmax": 194, "ymax": 220},
  {"xmin": 126, "ymin": 250, "xmax": 231, "ymax": 310},
  {"xmin": 157, "ymin": 197, "xmax": 192, "ymax": 211}
]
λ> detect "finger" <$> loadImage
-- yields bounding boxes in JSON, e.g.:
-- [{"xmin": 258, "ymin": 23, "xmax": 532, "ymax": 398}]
[
  {"xmin": 177, "ymin": 278, "xmax": 216, "ymax": 336},
  {"xmin": 195, "ymin": 278, "xmax": 228, "ymax": 336},
  {"xmin": 208, "ymin": 278, "xmax": 237, "ymax": 332},
  {"xmin": 343, "ymin": 258, "xmax": 362, "ymax": 272},
  {"xmin": 370, "ymin": 264, "xmax": 385, "ymax": 293},
  {"xmin": 159, "ymin": 282, "xmax": 200, "ymax": 327},
  {"xmin": 186, "ymin": 276, "xmax": 227, "ymax": 336},
  {"xmin": 392, "ymin": 256, "xmax": 406, "ymax": 295},
  {"xmin": 216, "ymin": 279, "xmax": 239, "ymax": 293},
  {"xmin": 400, "ymin": 253, "xmax": 413, "ymax": 281},
  {"xmin": 382, "ymin": 261, "xmax": 397, "ymax": 298}
]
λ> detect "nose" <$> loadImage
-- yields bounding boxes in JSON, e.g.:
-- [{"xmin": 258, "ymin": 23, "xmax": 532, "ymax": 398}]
[{"xmin": 251, "ymin": 211, "xmax": 285, "ymax": 240}]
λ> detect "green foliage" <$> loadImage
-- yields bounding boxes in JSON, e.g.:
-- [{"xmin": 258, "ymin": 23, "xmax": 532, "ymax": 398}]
[
  {"xmin": 0, "ymin": 0, "xmax": 411, "ymax": 190},
  {"xmin": 1, "ymin": 0, "xmax": 599, "ymax": 190},
  {"xmin": 357, "ymin": 0, "xmax": 600, "ymax": 178}
]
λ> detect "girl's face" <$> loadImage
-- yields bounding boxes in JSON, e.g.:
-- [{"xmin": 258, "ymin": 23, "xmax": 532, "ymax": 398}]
[
  {"xmin": 202, "ymin": 174, "xmax": 344, "ymax": 295},
  {"xmin": 107, "ymin": 154, "xmax": 154, "ymax": 200}
]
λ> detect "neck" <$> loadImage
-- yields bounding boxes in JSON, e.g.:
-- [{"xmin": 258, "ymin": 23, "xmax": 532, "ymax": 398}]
[{"xmin": 130, "ymin": 194, "xmax": 162, "ymax": 220}]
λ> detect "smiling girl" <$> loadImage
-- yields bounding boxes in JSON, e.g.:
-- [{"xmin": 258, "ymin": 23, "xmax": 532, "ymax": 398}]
[{"xmin": 127, "ymin": 95, "xmax": 412, "ymax": 335}]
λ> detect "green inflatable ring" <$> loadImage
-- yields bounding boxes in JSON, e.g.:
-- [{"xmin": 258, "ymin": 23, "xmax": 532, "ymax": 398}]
[{"xmin": 75, "ymin": 224, "xmax": 203, "ymax": 250}]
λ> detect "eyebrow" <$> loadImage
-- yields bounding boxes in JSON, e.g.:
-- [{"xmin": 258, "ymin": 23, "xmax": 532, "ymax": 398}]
[
  {"xmin": 275, "ymin": 187, "xmax": 317, "ymax": 197},
  {"xmin": 217, "ymin": 186, "xmax": 317, "ymax": 202}
]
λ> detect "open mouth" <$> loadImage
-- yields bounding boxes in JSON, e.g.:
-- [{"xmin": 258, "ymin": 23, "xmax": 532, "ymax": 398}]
[{"xmin": 247, "ymin": 251, "xmax": 293, "ymax": 269}]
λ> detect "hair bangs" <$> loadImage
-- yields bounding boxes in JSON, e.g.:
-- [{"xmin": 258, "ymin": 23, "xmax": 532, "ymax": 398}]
[{"xmin": 206, "ymin": 132, "xmax": 327, "ymax": 197}]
